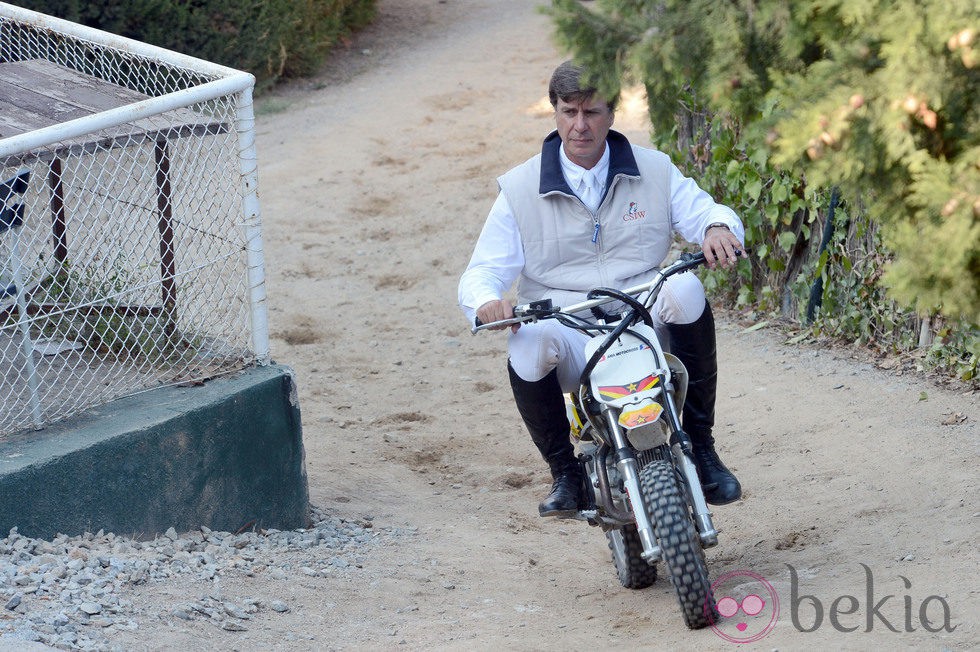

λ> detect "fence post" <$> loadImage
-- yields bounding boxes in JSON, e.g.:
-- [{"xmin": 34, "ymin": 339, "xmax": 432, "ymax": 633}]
[
  {"xmin": 235, "ymin": 83, "xmax": 270, "ymax": 365},
  {"xmin": 153, "ymin": 137, "xmax": 178, "ymax": 341},
  {"xmin": 2, "ymin": 169, "xmax": 43, "ymax": 429}
]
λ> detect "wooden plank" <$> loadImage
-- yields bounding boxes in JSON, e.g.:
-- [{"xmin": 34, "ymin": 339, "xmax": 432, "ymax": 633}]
[
  {"xmin": 0, "ymin": 59, "xmax": 149, "ymax": 113},
  {"xmin": 0, "ymin": 97, "xmax": 59, "ymax": 139},
  {"xmin": 0, "ymin": 60, "xmax": 228, "ymax": 168},
  {"xmin": 0, "ymin": 79, "xmax": 97, "ymax": 131}
]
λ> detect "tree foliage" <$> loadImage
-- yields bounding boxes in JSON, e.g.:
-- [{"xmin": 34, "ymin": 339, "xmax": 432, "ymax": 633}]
[{"xmin": 547, "ymin": 0, "xmax": 979, "ymax": 379}]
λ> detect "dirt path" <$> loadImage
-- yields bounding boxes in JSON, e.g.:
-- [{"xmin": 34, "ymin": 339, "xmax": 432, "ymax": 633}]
[{"xmin": 108, "ymin": 1, "xmax": 977, "ymax": 649}]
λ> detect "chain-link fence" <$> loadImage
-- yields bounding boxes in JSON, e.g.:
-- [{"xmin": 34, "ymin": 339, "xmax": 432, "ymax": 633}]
[{"xmin": 0, "ymin": 3, "xmax": 269, "ymax": 437}]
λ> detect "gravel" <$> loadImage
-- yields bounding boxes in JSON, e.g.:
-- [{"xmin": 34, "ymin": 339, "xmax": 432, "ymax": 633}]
[{"xmin": 0, "ymin": 505, "xmax": 396, "ymax": 651}]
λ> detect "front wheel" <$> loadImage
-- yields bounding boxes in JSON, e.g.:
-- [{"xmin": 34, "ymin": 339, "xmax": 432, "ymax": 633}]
[
  {"xmin": 606, "ymin": 525, "xmax": 658, "ymax": 589},
  {"xmin": 639, "ymin": 459, "xmax": 714, "ymax": 629}
]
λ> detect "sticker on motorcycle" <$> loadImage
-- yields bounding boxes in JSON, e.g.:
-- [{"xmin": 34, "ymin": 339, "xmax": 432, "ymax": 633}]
[
  {"xmin": 619, "ymin": 401, "xmax": 664, "ymax": 428},
  {"xmin": 597, "ymin": 374, "xmax": 659, "ymax": 400}
]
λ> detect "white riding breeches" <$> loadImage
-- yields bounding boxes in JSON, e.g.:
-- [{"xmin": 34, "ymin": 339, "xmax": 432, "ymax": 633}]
[{"xmin": 508, "ymin": 272, "xmax": 707, "ymax": 391}]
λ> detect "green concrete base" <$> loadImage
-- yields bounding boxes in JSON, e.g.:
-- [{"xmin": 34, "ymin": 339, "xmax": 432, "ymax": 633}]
[{"xmin": 0, "ymin": 364, "xmax": 309, "ymax": 540}]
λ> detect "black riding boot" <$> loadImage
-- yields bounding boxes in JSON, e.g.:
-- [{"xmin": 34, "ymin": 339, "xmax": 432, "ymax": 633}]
[
  {"xmin": 666, "ymin": 302, "xmax": 742, "ymax": 505},
  {"xmin": 508, "ymin": 362, "xmax": 582, "ymax": 517}
]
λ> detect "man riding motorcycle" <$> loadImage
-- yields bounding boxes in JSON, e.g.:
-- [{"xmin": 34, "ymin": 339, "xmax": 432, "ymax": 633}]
[{"xmin": 458, "ymin": 60, "xmax": 746, "ymax": 516}]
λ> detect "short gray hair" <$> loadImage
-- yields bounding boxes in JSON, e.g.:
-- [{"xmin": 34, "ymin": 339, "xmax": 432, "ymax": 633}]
[{"xmin": 548, "ymin": 60, "xmax": 618, "ymax": 111}]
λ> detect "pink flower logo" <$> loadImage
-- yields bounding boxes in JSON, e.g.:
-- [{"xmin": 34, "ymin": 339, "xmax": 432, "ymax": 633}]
[{"xmin": 707, "ymin": 570, "xmax": 780, "ymax": 643}]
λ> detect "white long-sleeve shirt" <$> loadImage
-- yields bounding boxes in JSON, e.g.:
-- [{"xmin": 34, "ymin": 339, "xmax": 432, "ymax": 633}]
[{"xmin": 458, "ymin": 140, "xmax": 743, "ymax": 323}]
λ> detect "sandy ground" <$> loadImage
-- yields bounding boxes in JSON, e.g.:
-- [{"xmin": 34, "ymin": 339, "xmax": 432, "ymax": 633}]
[{"xmin": 103, "ymin": 0, "xmax": 977, "ymax": 649}]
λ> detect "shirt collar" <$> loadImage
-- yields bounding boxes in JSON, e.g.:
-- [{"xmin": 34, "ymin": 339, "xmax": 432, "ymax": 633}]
[
  {"xmin": 558, "ymin": 141, "xmax": 610, "ymax": 193},
  {"xmin": 538, "ymin": 130, "xmax": 638, "ymax": 196}
]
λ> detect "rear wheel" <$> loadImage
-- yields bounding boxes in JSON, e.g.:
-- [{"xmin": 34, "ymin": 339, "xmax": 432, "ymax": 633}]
[
  {"xmin": 606, "ymin": 525, "xmax": 658, "ymax": 589},
  {"xmin": 639, "ymin": 459, "xmax": 713, "ymax": 629}
]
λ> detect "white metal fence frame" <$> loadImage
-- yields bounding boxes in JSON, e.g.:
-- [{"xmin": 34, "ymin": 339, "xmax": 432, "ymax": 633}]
[{"xmin": 0, "ymin": 2, "xmax": 270, "ymax": 437}]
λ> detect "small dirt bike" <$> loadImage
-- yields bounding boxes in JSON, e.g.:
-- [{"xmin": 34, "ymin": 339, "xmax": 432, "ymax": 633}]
[{"xmin": 474, "ymin": 251, "xmax": 722, "ymax": 629}]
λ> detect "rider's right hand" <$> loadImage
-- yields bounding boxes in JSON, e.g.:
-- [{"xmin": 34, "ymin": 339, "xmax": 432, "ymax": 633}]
[{"xmin": 476, "ymin": 299, "xmax": 519, "ymax": 333}]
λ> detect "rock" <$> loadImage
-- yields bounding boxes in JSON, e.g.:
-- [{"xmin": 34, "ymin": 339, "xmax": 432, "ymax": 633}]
[
  {"xmin": 0, "ymin": 504, "xmax": 392, "ymax": 646},
  {"xmin": 44, "ymin": 565, "xmax": 67, "ymax": 581},
  {"xmin": 223, "ymin": 602, "xmax": 250, "ymax": 620},
  {"xmin": 79, "ymin": 602, "xmax": 102, "ymax": 615}
]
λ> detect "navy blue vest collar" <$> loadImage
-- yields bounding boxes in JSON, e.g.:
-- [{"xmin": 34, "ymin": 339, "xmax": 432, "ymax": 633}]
[{"xmin": 538, "ymin": 129, "xmax": 640, "ymax": 195}]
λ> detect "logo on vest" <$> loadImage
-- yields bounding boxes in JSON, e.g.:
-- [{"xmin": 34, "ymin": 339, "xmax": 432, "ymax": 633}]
[{"xmin": 623, "ymin": 201, "xmax": 646, "ymax": 222}]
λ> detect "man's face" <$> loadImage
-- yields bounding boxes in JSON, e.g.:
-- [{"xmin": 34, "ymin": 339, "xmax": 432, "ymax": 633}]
[{"xmin": 555, "ymin": 95, "xmax": 614, "ymax": 170}]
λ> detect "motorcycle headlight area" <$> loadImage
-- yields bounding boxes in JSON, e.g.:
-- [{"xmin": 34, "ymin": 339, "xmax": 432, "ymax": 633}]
[{"xmin": 618, "ymin": 398, "xmax": 669, "ymax": 450}]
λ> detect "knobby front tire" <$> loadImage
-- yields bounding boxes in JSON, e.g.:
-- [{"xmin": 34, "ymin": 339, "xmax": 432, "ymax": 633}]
[{"xmin": 639, "ymin": 459, "xmax": 714, "ymax": 629}]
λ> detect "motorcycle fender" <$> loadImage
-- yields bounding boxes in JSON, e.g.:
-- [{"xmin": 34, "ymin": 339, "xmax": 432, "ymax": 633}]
[{"xmin": 585, "ymin": 325, "xmax": 669, "ymax": 410}]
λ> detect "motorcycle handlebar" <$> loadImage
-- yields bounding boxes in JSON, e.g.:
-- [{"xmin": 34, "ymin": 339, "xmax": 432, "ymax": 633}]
[{"xmin": 471, "ymin": 249, "xmax": 741, "ymax": 334}]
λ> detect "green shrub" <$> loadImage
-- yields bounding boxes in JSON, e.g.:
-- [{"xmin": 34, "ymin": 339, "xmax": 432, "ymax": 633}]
[{"xmin": 11, "ymin": 0, "xmax": 377, "ymax": 91}]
